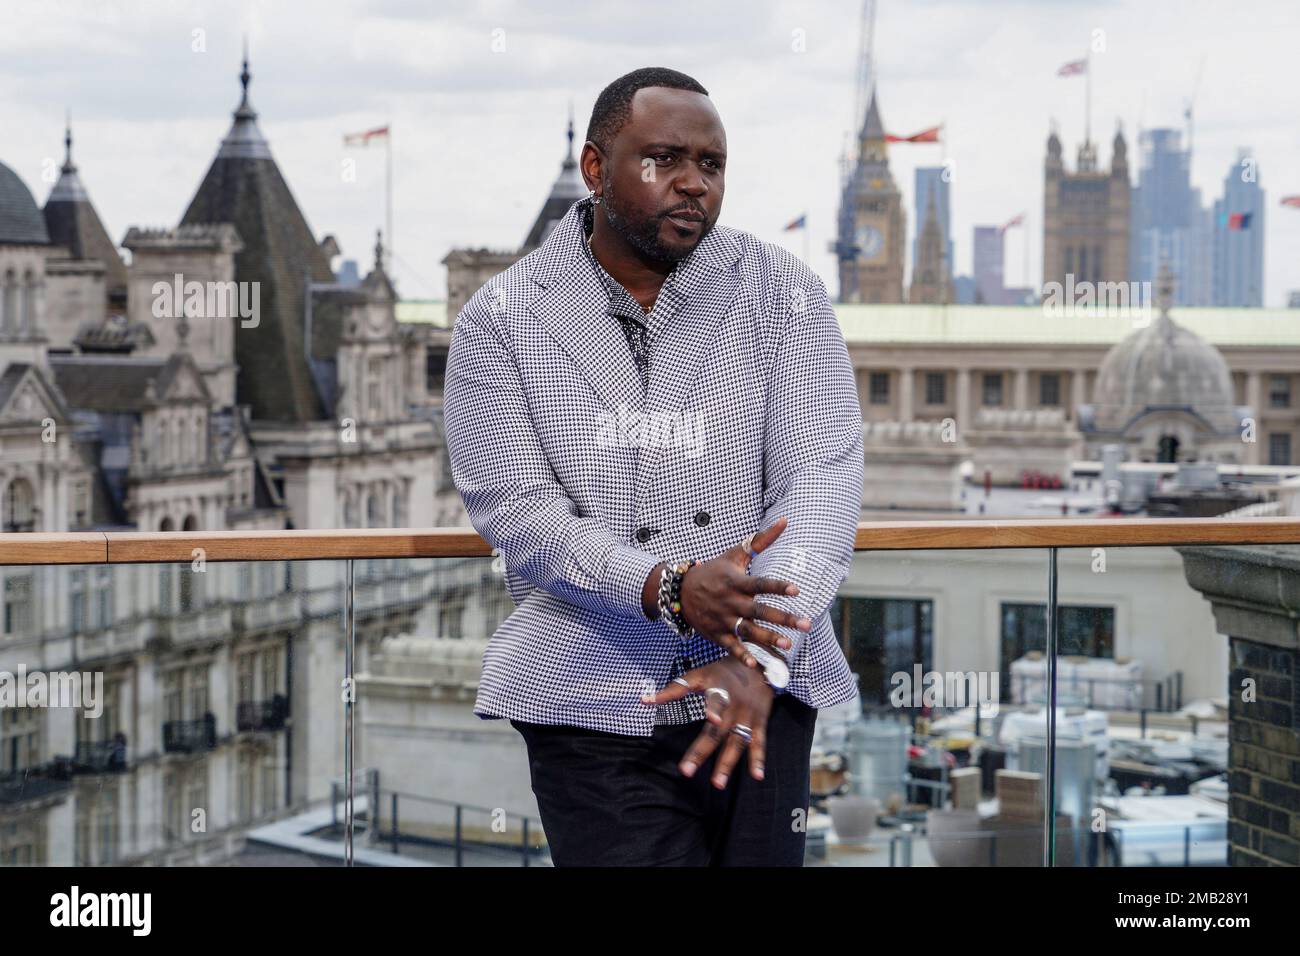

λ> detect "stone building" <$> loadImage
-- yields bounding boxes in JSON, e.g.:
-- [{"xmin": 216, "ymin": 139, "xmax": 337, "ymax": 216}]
[{"xmin": 1043, "ymin": 126, "xmax": 1131, "ymax": 291}]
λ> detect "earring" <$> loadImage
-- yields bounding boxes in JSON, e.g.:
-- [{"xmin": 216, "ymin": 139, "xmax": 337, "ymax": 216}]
[{"xmin": 592, "ymin": 195, "xmax": 602, "ymax": 205}]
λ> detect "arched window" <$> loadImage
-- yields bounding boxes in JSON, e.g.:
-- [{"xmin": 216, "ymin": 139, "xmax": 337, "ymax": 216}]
[
  {"xmin": 182, "ymin": 514, "xmax": 199, "ymax": 531},
  {"xmin": 391, "ymin": 485, "xmax": 407, "ymax": 529},
  {"xmin": 1, "ymin": 270, "xmax": 16, "ymax": 334},
  {"xmin": 342, "ymin": 492, "xmax": 357, "ymax": 529},
  {"xmin": 366, "ymin": 491, "xmax": 383, "ymax": 528},
  {"xmin": 20, "ymin": 269, "xmax": 36, "ymax": 333},
  {"xmin": 2, "ymin": 478, "xmax": 36, "ymax": 532},
  {"xmin": 159, "ymin": 516, "xmax": 174, "ymax": 532}
]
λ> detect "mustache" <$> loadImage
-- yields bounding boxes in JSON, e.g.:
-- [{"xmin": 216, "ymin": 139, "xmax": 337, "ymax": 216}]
[{"xmin": 660, "ymin": 203, "xmax": 707, "ymax": 219}]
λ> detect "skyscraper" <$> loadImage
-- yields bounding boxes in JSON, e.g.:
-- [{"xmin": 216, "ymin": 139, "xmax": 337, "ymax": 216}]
[
  {"xmin": 1130, "ymin": 128, "xmax": 1212, "ymax": 306},
  {"xmin": 1212, "ymin": 149, "xmax": 1265, "ymax": 307},
  {"xmin": 972, "ymin": 225, "xmax": 1004, "ymax": 305}
]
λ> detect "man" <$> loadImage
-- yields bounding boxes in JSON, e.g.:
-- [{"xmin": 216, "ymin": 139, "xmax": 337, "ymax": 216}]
[{"xmin": 443, "ymin": 67, "xmax": 863, "ymax": 866}]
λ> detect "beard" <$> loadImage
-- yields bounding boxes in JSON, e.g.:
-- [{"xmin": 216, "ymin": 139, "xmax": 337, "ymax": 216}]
[{"xmin": 599, "ymin": 175, "xmax": 715, "ymax": 264}]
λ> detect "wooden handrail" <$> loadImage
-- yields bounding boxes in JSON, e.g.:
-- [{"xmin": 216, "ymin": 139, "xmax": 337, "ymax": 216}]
[{"xmin": 2, "ymin": 517, "xmax": 1299, "ymax": 565}]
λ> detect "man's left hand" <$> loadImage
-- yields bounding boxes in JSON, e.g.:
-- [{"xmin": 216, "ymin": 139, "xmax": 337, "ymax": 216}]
[{"xmin": 640, "ymin": 656, "xmax": 773, "ymax": 788}]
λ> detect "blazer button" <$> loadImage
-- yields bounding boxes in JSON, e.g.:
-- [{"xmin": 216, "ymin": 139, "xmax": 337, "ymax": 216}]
[
  {"xmin": 636, "ymin": 527, "xmax": 653, "ymax": 543},
  {"xmin": 694, "ymin": 511, "xmax": 710, "ymax": 527}
]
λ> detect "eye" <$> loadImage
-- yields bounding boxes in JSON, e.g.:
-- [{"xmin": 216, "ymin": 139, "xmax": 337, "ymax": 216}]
[{"xmin": 652, "ymin": 153, "xmax": 675, "ymax": 164}]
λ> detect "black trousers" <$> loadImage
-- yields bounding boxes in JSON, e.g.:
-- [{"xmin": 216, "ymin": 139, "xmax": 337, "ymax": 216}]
[{"xmin": 510, "ymin": 692, "xmax": 818, "ymax": 866}]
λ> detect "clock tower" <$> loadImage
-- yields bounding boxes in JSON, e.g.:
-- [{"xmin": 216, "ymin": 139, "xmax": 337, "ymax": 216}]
[{"xmin": 836, "ymin": 90, "xmax": 905, "ymax": 303}]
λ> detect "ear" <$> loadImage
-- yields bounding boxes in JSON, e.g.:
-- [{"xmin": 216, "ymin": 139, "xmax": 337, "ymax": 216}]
[{"xmin": 579, "ymin": 141, "xmax": 605, "ymax": 196}]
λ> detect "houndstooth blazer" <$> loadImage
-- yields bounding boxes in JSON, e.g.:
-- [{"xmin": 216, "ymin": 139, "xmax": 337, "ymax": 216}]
[{"xmin": 444, "ymin": 195, "xmax": 863, "ymax": 736}]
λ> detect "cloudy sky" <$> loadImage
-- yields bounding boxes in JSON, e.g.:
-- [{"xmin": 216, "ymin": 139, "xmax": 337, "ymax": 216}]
[{"xmin": 3, "ymin": 0, "xmax": 1297, "ymax": 304}]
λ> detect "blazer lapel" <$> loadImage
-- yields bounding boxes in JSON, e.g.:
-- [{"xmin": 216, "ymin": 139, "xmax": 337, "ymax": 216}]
[{"xmin": 530, "ymin": 259, "xmax": 645, "ymax": 415}]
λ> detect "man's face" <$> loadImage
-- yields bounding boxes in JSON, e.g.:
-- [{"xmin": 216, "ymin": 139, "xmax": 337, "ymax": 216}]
[{"xmin": 589, "ymin": 86, "xmax": 726, "ymax": 263}]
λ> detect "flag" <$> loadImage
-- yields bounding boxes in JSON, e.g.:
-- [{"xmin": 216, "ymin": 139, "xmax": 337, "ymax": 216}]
[
  {"xmin": 1219, "ymin": 211, "xmax": 1253, "ymax": 230},
  {"xmin": 783, "ymin": 213, "xmax": 807, "ymax": 231},
  {"xmin": 885, "ymin": 125, "xmax": 942, "ymax": 144},
  {"xmin": 1058, "ymin": 58, "xmax": 1087, "ymax": 77},
  {"xmin": 1282, "ymin": 196, "xmax": 1300, "ymax": 208},
  {"xmin": 344, "ymin": 125, "xmax": 390, "ymax": 146},
  {"xmin": 999, "ymin": 213, "xmax": 1025, "ymax": 235}
]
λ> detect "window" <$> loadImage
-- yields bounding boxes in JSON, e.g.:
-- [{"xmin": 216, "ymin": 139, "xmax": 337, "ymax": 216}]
[
  {"xmin": 70, "ymin": 569, "xmax": 87, "ymax": 634},
  {"xmin": 830, "ymin": 596, "xmax": 933, "ymax": 707},
  {"xmin": 1064, "ymin": 247, "xmax": 1074, "ymax": 278},
  {"xmin": 1269, "ymin": 432, "xmax": 1292, "ymax": 466},
  {"xmin": 1092, "ymin": 245, "xmax": 1102, "ymax": 284},
  {"xmin": 3, "ymin": 478, "xmax": 35, "ymax": 532},
  {"xmin": 4, "ymin": 573, "xmax": 32, "ymax": 636},
  {"xmin": 159, "ymin": 563, "xmax": 173, "ymax": 613},
  {"xmin": 368, "ymin": 356, "xmax": 384, "ymax": 418},
  {"xmin": 94, "ymin": 567, "xmax": 112, "ymax": 628},
  {"xmin": 0, "ymin": 705, "xmax": 40, "ymax": 772},
  {"xmin": 925, "ymin": 372, "xmax": 946, "ymax": 406},
  {"xmin": 1040, "ymin": 373, "xmax": 1061, "ymax": 406},
  {"xmin": 1269, "ymin": 375, "xmax": 1291, "ymax": 409},
  {"xmin": 982, "ymin": 373, "xmax": 1003, "ymax": 406},
  {"xmin": 442, "ymin": 594, "xmax": 466, "ymax": 640},
  {"xmin": 237, "ymin": 653, "xmax": 255, "ymax": 705},
  {"xmin": 1000, "ymin": 602, "xmax": 1115, "ymax": 702},
  {"xmin": 869, "ymin": 372, "xmax": 890, "ymax": 405}
]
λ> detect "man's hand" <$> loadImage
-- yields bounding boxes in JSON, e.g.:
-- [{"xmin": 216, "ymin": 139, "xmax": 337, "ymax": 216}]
[
  {"xmin": 641, "ymin": 656, "xmax": 773, "ymax": 788},
  {"xmin": 641, "ymin": 515, "xmax": 810, "ymax": 669}
]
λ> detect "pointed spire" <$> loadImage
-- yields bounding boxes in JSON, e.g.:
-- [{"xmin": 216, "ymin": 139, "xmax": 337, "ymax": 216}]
[
  {"xmin": 564, "ymin": 101, "xmax": 576, "ymax": 167},
  {"xmin": 63, "ymin": 110, "xmax": 75, "ymax": 170},
  {"xmin": 860, "ymin": 88, "xmax": 885, "ymax": 142},
  {"xmin": 48, "ymin": 111, "xmax": 88, "ymax": 202},
  {"xmin": 374, "ymin": 228, "xmax": 385, "ymax": 272},
  {"xmin": 218, "ymin": 43, "xmax": 271, "ymax": 159}
]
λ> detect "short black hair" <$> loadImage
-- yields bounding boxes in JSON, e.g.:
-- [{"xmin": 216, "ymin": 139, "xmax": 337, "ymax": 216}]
[{"xmin": 585, "ymin": 67, "xmax": 709, "ymax": 153}]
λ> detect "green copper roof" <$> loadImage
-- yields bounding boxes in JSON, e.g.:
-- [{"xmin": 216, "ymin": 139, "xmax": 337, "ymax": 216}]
[{"xmin": 397, "ymin": 300, "xmax": 1300, "ymax": 346}]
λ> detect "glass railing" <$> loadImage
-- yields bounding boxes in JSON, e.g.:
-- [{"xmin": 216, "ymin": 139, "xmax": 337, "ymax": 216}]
[{"xmin": 0, "ymin": 518, "xmax": 1295, "ymax": 867}]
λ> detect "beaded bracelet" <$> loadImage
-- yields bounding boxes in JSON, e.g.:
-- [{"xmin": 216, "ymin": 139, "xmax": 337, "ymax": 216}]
[{"xmin": 657, "ymin": 559, "xmax": 698, "ymax": 637}]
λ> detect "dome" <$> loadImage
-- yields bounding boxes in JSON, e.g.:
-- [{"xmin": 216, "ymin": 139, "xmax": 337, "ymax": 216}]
[
  {"xmin": 1090, "ymin": 308, "xmax": 1238, "ymax": 434},
  {"xmin": 0, "ymin": 160, "xmax": 51, "ymax": 245}
]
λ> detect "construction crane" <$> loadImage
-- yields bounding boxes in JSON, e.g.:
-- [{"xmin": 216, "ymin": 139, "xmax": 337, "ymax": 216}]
[{"xmin": 841, "ymin": 0, "xmax": 878, "ymax": 190}]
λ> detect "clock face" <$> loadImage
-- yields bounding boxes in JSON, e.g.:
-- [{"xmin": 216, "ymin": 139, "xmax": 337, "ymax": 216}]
[{"xmin": 856, "ymin": 223, "xmax": 884, "ymax": 261}]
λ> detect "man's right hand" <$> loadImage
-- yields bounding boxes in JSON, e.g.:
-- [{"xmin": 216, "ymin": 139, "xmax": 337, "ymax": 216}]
[{"xmin": 641, "ymin": 516, "xmax": 810, "ymax": 669}]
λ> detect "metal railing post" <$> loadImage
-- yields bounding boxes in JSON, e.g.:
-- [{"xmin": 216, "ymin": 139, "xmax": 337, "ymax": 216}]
[
  {"xmin": 391, "ymin": 793, "xmax": 399, "ymax": 855},
  {"xmin": 1044, "ymin": 547, "xmax": 1059, "ymax": 868},
  {"xmin": 454, "ymin": 805, "xmax": 463, "ymax": 866},
  {"xmin": 344, "ymin": 559, "xmax": 355, "ymax": 867}
]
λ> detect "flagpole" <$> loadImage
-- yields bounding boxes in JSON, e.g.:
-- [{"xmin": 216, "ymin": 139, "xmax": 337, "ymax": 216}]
[
  {"xmin": 1085, "ymin": 48, "xmax": 1092, "ymax": 149},
  {"xmin": 386, "ymin": 120, "xmax": 394, "ymax": 273}
]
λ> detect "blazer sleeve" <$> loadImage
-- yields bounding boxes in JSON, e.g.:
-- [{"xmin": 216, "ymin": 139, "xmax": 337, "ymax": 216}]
[
  {"xmin": 443, "ymin": 307, "xmax": 662, "ymax": 622},
  {"xmin": 746, "ymin": 272, "xmax": 864, "ymax": 683}
]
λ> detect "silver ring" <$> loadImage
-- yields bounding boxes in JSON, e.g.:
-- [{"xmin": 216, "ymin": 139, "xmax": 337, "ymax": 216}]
[
  {"xmin": 733, "ymin": 616, "xmax": 745, "ymax": 637},
  {"xmin": 705, "ymin": 686, "xmax": 730, "ymax": 708},
  {"xmin": 671, "ymin": 677, "xmax": 690, "ymax": 688},
  {"xmin": 731, "ymin": 723, "xmax": 753, "ymax": 743}
]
